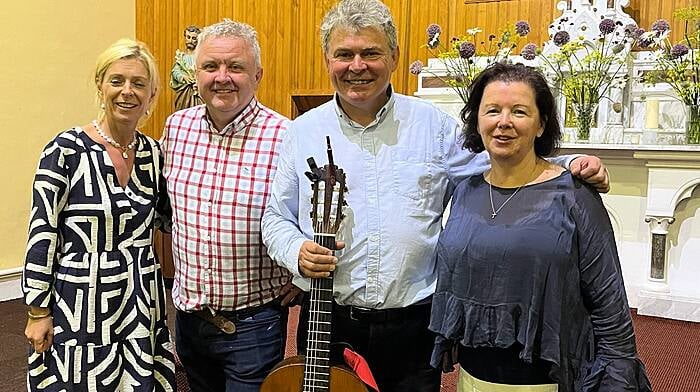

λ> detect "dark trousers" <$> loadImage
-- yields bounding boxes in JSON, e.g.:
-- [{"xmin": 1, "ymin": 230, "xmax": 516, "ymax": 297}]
[
  {"xmin": 176, "ymin": 304, "xmax": 287, "ymax": 392},
  {"xmin": 297, "ymin": 296, "xmax": 441, "ymax": 392}
]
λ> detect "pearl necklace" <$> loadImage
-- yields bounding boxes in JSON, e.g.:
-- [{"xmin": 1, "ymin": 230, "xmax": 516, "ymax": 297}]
[{"xmin": 92, "ymin": 120, "xmax": 136, "ymax": 159}]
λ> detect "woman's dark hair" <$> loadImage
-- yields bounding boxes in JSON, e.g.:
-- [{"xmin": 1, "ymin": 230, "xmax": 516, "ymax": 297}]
[{"xmin": 461, "ymin": 62, "xmax": 561, "ymax": 156}]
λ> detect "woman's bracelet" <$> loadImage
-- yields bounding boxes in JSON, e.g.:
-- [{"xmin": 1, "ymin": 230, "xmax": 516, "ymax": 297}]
[{"xmin": 27, "ymin": 310, "xmax": 52, "ymax": 320}]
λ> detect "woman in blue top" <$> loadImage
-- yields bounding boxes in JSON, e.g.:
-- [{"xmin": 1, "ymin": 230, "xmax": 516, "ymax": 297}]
[{"xmin": 430, "ymin": 63, "xmax": 651, "ymax": 391}]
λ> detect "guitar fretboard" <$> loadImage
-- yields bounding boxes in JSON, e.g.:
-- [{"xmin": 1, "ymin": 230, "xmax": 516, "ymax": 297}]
[
  {"xmin": 302, "ymin": 142, "xmax": 346, "ymax": 392},
  {"xmin": 302, "ymin": 232, "xmax": 336, "ymax": 392}
]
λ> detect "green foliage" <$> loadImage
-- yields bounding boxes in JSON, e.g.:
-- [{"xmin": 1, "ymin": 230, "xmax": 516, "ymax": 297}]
[{"xmin": 540, "ymin": 35, "xmax": 632, "ymax": 111}]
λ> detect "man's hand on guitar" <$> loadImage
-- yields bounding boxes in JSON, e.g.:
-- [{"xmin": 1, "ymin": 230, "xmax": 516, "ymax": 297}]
[{"xmin": 298, "ymin": 240, "xmax": 345, "ymax": 278}]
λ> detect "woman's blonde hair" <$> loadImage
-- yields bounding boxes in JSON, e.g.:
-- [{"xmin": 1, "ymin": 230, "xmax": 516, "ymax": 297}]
[{"xmin": 94, "ymin": 38, "xmax": 159, "ymax": 123}]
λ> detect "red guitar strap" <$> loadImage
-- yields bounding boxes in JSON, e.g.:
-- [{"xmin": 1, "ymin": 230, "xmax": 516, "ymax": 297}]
[{"xmin": 343, "ymin": 347, "xmax": 380, "ymax": 392}]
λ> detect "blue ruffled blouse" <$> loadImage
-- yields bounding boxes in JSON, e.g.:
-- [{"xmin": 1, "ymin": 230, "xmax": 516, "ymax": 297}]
[{"xmin": 430, "ymin": 172, "xmax": 651, "ymax": 391}]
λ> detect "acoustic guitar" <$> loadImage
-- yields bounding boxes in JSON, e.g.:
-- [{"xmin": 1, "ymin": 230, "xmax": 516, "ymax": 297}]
[{"xmin": 261, "ymin": 137, "xmax": 368, "ymax": 392}]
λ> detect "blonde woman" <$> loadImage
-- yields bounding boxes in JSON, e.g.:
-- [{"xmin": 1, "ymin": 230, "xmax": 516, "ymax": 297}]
[{"xmin": 23, "ymin": 38, "xmax": 175, "ymax": 391}]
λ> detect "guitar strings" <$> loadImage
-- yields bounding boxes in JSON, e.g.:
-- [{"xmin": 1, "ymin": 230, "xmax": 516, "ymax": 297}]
[
  {"xmin": 305, "ymin": 220, "xmax": 330, "ymax": 390},
  {"xmin": 304, "ymin": 181, "xmax": 341, "ymax": 391}
]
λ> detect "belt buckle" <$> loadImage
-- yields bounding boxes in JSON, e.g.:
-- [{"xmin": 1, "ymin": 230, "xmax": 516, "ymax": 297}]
[
  {"xmin": 197, "ymin": 309, "xmax": 236, "ymax": 334},
  {"xmin": 211, "ymin": 311, "xmax": 236, "ymax": 334},
  {"xmin": 349, "ymin": 306, "xmax": 372, "ymax": 321},
  {"xmin": 349, "ymin": 306, "xmax": 359, "ymax": 321}
]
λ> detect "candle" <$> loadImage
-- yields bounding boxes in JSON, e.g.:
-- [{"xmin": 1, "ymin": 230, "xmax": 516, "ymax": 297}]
[{"xmin": 645, "ymin": 99, "xmax": 659, "ymax": 129}]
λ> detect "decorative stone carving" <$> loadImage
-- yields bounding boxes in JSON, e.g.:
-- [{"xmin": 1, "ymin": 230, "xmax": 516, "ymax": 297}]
[{"xmin": 542, "ymin": 0, "xmax": 636, "ymax": 58}]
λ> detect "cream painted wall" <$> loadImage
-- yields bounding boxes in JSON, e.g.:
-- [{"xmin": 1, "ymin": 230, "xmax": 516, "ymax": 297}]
[{"xmin": 0, "ymin": 1, "xmax": 135, "ymax": 270}]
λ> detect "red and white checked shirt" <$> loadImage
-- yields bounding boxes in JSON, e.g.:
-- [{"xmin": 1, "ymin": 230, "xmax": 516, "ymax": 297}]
[{"xmin": 161, "ymin": 99, "xmax": 291, "ymax": 312}]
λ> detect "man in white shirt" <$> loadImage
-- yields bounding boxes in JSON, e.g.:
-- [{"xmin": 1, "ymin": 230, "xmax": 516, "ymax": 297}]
[{"xmin": 261, "ymin": 1, "xmax": 608, "ymax": 391}]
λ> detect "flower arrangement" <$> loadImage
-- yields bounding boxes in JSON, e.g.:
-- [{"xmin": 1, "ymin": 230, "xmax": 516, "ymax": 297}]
[
  {"xmin": 639, "ymin": 7, "xmax": 700, "ymax": 143},
  {"xmin": 409, "ymin": 21, "xmax": 531, "ymax": 104},
  {"xmin": 529, "ymin": 17, "xmax": 638, "ymax": 140}
]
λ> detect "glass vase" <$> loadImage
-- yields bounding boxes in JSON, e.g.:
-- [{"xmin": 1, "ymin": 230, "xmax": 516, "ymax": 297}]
[
  {"xmin": 572, "ymin": 103, "xmax": 597, "ymax": 142},
  {"xmin": 686, "ymin": 104, "xmax": 700, "ymax": 145}
]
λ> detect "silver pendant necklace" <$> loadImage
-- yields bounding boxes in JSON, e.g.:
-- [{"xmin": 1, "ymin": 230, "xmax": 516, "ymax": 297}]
[
  {"xmin": 92, "ymin": 120, "xmax": 136, "ymax": 159},
  {"xmin": 489, "ymin": 182, "xmax": 522, "ymax": 219}
]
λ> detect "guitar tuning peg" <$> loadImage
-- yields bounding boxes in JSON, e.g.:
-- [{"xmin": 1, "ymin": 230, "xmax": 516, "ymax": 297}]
[{"xmin": 304, "ymin": 171, "xmax": 317, "ymax": 181}]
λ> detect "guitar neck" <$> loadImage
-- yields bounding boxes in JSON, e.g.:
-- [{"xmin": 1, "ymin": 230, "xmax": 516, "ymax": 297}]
[{"xmin": 303, "ymin": 233, "xmax": 336, "ymax": 392}]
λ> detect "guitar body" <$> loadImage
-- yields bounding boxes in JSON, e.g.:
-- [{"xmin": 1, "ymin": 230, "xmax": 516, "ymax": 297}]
[{"xmin": 261, "ymin": 355, "xmax": 368, "ymax": 392}]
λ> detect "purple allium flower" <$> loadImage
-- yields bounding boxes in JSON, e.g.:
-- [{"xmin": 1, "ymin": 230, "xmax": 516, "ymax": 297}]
[
  {"xmin": 599, "ymin": 18, "xmax": 616, "ymax": 35},
  {"xmin": 427, "ymin": 23, "xmax": 441, "ymax": 48},
  {"xmin": 515, "ymin": 20, "xmax": 530, "ymax": 36},
  {"xmin": 651, "ymin": 19, "xmax": 670, "ymax": 33},
  {"xmin": 459, "ymin": 42, "xmax": 476, "ymax": 59},
  {"xmin": 631, "ymin": 27, "xmax": 645, "ymax": 40},
  {"xmin": 670, "ymin": 44, "xmax": 689, "ymax": 59},
  {"xmin": 553, "ymin": 30, "xmax": 570, "ymax": 47},
  {"xmin": 427, "ymin": 23, "xmax": 441, "ymax": 37},
  {"xmin": 409, "ymin": 60, "xmax": 423, "ymax": 75},
  {"xmin": 521, "ymin": 43, "xmax": 538, "ymax": 60}
]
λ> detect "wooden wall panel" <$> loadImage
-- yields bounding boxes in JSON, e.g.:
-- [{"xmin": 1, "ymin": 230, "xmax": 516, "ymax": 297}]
[
  {"xmin": 291, "ymin": 0, "xmax": 336, "ymax": 95},
  {"xmin": 136, "ymin": 0, "xmax": 695, "ymax": 139}
]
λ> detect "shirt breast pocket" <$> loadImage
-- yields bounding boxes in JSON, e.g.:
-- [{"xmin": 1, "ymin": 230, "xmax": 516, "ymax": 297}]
[{"xmin": 390, "ymin": 148, "xmax": 436, "ymax": 202}]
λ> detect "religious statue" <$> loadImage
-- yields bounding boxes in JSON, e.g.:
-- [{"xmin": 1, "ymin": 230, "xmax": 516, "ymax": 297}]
[{"xmin": 170, "ymin": 25, "xmax": 203, "ymax": 111}]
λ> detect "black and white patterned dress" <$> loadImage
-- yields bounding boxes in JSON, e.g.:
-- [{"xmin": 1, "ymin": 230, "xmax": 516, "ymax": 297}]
[{"xmin": 23, "ymin": 127, "xmax": 175, "ymax": 391}]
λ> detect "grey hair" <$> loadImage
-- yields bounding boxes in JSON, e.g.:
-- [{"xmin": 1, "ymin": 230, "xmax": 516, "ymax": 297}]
[
  {"xmin": 195, "ymin": 19, "xmax": 262, "ymax": 68},
  {"xmin": 320, "ymin": 0, "xmax": 398, "ymax": 54}
]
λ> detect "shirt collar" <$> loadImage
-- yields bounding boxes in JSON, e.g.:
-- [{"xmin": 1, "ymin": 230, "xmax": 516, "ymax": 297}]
[
  {"xmin": 334, "ymin": 85, "xmax": 395, "ymax": 129},
  {"xmin": 204, "ymin": 98, "xmax": 259, "ymax": 136}
]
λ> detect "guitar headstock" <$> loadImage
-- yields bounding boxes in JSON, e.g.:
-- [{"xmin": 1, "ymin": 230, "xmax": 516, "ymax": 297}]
[{"xmin": 305, "ymin": 136, "xmax": 348, "ymax": 239}]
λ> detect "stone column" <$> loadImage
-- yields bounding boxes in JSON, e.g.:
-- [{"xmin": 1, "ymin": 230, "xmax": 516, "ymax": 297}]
[{"xmin": 643, "ymin": 215, "xmax": 675, "ymax": 292}]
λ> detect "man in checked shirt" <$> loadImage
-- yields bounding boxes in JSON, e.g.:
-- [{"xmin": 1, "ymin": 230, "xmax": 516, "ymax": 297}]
[{"xmin": 160, "ymin": 19, "xmax": 301, "ymax": 392}]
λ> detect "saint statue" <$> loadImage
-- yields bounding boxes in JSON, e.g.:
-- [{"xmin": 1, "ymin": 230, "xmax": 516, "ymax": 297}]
[{"xmin": 170, "ymin": 25, "xmax": 203, "ymax": 111}]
